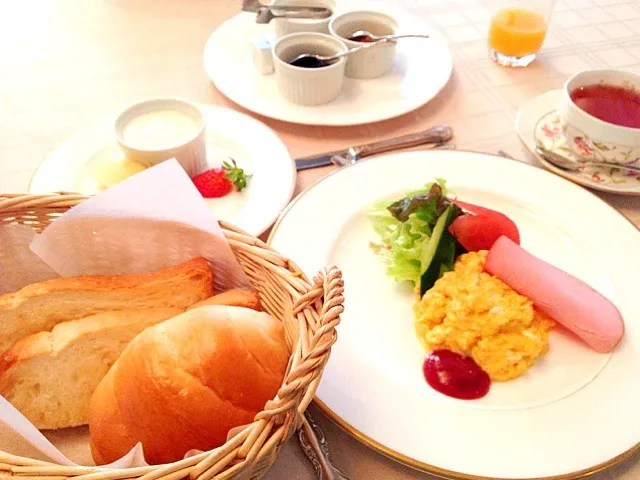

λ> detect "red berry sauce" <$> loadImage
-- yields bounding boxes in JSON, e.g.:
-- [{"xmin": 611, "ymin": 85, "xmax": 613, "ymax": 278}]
[
  {"xmin": 423, "ymin": 350, "xmax": 491, "ymax": 400},
  {"xmin": 348, "ymin": 34, "xmax": 377, "ymax": 43}
]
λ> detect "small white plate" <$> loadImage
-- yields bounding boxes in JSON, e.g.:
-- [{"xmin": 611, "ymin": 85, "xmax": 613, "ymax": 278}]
[
  {"xmin": 516, "ymin": 89, "xmax": 640, "ymax": 195},
  {"xmin": 29, "ymin": 104, "xmax": 296, "ymax": 236},
  {"xmin": 269, "ymin": 150, "xmax": 640, "ymax": 479},
  {"xmin": 203, "ymin": 9, "xmax": 453, "ymax": 126}
]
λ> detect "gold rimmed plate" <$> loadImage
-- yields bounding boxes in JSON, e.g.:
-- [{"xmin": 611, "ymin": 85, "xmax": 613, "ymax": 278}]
[{"xmin": 269, "ymin": 150, "xmax": 640, "ymax": 479}]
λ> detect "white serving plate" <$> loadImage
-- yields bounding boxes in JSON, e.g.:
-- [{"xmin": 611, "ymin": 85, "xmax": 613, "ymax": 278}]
[
  {"xmin": 30, "ymin": 104, "xmax": 296, "ymax": 237},
  {"xmin": 203, "ymin": 7, "xmax": 453, "ymax": 126},
  {"xmin": 269, "ymin": 150, "xmax": 640, "ymax": 479}
]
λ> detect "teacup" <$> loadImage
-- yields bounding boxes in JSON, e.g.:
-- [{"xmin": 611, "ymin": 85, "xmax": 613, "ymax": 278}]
[
  {"xmin": 115, "ymin": 98, "xmax": 207, "ymax": 177},
  {"xmin": 272, "ymin": 32, "xmax": 347, "ymax": 106},
  {"xmin": 560, "ymin": 69, "xmax": 640, "ymax": 164},
  {"xmin": 270, "ymin": 0, "xmax": 336, "ymax": 37},
  {"xmin": 329, "ymin": 10, "xmax": 398, "ymax": 79}
]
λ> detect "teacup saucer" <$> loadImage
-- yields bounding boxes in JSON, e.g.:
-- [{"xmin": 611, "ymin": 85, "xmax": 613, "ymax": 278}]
[
  {"xmin": 29, "ymin": 104, "xmax": 296, "ymax": 236},
  {"xmin": 516, "ymin": 89, "xmax": 640, "ymax": 195},
  {"xmin": 203, "ymin": 8, "xmax": 452, "ymax": 126}
]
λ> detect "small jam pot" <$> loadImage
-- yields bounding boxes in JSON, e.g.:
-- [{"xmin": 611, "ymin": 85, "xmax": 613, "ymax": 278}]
[
  {"xmin": 273, "ymin": 32, "xmax": 347, "ymax": 106},
  {"xmin": 329, "ymin": 10, "xmax": 398, "ymax": 79}
]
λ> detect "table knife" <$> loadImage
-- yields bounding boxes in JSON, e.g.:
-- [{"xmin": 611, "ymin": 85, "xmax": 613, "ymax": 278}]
[{"xmin": 294, "ymin": 125, "xmax": 454, "ymax": 171}]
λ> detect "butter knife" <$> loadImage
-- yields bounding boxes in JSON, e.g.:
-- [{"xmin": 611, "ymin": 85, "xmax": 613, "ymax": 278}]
[{"xmin": 295, "ymin": 125, "xmax": 454, "ymax": 171}]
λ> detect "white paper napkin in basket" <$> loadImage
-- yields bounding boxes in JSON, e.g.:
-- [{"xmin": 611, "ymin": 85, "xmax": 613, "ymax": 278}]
[
  {"xmin": 30, "ymin": 160, "xmax": 252, "ymax": 292},
  {"xmin": 0, "ymin": 225, "xmax": 58, "ymax": 294},
  {"xmin": 0, "ymin": 159, "xmax": 254, "ymax": 467}
]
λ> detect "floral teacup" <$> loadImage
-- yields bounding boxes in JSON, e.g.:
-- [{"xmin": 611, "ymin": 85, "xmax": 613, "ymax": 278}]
[{"xmin": 560, "ymin": 69, "xmax": 640, "ymax": 165}]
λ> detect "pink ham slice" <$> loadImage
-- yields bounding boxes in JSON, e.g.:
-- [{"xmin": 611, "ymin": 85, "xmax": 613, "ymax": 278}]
[{"xmin": 484, "ymin": 236, "xmax": 624, "ymax": 353}]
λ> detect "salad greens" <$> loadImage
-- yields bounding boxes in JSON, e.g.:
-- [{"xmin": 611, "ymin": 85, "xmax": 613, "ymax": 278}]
[
  {"xmin": 367, "ymin": 178, "xmax": 464, "ymax": 290},
  {"xmin": 387, "ymin": 183, "xmax": 449, "ymax": 223},
  {"xmin": 418, "ymin": 205, "xmax": 459, "ymax": 296}
]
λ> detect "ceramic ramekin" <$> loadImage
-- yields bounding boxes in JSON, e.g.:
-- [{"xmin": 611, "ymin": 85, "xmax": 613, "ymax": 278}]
[
  {"xmin": 273, "ymin": 32, "xmax": 347, "ymax": 106},
  {"xmin": 329, "ymin": 10, "xmax": 398, "ymax": 79},
  {"xmin": 270, "ymin": 0, "xmax": 336, "ymax": 38},
  {"xmin": 560, "ymin": 69, "xmax": 640, "ymax": 164},
  {"xmin": 115, "ymin": 98, "xmax": 207, "ymax": 177}
]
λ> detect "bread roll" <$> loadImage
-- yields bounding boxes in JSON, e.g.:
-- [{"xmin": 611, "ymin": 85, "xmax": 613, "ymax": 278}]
[
  {"xmin": 187, "ymin": 289, "xmax": 263, "ymax": 311},
  {"xmin": 0, "ymin": 307, "xmax": 183, "ymax": 430},
  {"xmin": 89, "ymin": 305, "xmax": 289, "ymax": 465},
  {"xmin": 89, "ymin": 365, "xmax": 136, "ymax": 466},
  {"xmin": 0, "ymin": 257, "xmax": 213, "ymax": 353}
]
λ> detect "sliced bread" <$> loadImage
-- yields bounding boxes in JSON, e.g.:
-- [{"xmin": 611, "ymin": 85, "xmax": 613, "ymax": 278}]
[
  {"xmin": 0, "ymin": 257, "xmax": 213, "ymax": 353},
  {"xmin": 187, "ymin": 289, "xmax": 263, "ymax": 311},
  {"xmin": 0, "ymin": 307, "xmax": 182, "ymax": 430}
]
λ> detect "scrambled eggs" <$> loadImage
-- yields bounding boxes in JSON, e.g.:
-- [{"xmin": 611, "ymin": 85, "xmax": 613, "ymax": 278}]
[{"xmin": 414, "ymin": 251, "xmax": 555, "ymax": 381}]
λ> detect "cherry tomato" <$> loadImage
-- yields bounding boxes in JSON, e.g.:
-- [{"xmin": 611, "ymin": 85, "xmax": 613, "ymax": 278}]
[{"xmin": 449, "ymin": 200, "xmax": 520, "ymax": 251}]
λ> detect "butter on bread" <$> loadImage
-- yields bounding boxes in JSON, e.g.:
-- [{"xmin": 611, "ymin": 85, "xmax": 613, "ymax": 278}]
[
  {"xmin": 188, "ymin": 289, "xmax": 262, "ymax": 311},
  {"xmin": 0, "ymin": 257, "xmax": 213, "ymax": 353},
  {"xmin": 0, "ymin": 307, "xmax": 183, "ymax": 430}
]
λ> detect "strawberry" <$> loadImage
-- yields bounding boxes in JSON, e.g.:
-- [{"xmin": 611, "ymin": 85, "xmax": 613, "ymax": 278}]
[
  {"xmin": 222, "ymin": 159, "xmax": 249, "ymax": 191},
  {"xmin": 192, "ymin": 168, "xmax": 232, "ymax": 198},
  {"xmin": 192, "ymin": 159, "xmax": 250, "ymax": 198}
]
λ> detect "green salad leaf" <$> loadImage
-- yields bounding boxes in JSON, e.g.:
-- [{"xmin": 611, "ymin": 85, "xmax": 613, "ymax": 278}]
[
  {"xmin": 418, "ymin": 206, "xmax": 460, "ymax": 296},
  {"xmin": 367, "ymin": 178, "xmax": 455, "ymax": 285},
  {"xmin": 387, "ymin": 184, "xmax": 448, "ymax": 222}
]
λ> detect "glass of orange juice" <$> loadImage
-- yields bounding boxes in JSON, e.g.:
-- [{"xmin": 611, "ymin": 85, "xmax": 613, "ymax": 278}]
[{"xmin": 488, "ymin": 0, "xmax": 556, "ymax": 67}]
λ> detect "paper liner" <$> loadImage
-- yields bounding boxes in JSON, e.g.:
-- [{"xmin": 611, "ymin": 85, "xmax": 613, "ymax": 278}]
[
  {"xmin": 0, "ymin": 224, "xmax": 58, "ymax": 295},
  {"xmin": 30, "ymin": 160, "xmax": 251, "ymax": 292},
  {"xmin": 0, "ymin": 159, "xmax": 256, "ymax": 466}
]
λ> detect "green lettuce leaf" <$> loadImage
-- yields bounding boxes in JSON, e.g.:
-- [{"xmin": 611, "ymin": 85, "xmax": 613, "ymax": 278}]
[{"xmin": 367, "ymin": 178, "xmax": 454, "ymax": 285}]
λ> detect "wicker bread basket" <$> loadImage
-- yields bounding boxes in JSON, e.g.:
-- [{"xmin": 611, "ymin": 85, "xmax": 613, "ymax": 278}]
[{"xmin": 0, "ymin": 192, "xmax": 344, "ymax": 480}]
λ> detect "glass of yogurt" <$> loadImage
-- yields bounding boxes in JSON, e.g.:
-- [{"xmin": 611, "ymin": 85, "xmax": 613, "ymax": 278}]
[{"xmin": 115, "ymin": 98, "xmax": 207, "ymax": 177}]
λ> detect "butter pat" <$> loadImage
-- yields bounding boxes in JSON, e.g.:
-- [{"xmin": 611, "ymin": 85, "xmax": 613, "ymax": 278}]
[{"xmin": 252, "ymin": 37, "xmax": 274, "ymax": 75}]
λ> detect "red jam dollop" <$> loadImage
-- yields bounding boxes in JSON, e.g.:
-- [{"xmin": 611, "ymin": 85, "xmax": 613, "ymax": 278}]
[
  {"xmin": 423, "ymin": 350, "xmax": 491, "ymax": 400},
  {"xmin": 348, "ymin": 34, "xmax": 377, "ymax": 43},
  {"xmin": 569, "ymin": 84, "xmax": 640, "ymax": 129}
]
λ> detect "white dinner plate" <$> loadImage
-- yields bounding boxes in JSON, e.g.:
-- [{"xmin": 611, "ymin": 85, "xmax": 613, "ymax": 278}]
[
  {"xmin": 516, "ymin": 89, "xmax": 640, "ymax": 196},
  {"xmin": 202, "ymin": 8, "xmax": 453, "ymax": 126},
  {"xmin": 269, "ymin": 150, "xmax": 640, "ymax": 479},
  {"xmin": 30, "ymin": 104, "xmax": 296, "ymax": 237}
]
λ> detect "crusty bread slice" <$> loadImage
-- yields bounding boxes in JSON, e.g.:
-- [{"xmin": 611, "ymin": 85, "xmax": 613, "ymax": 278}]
[
  {"xmin": 0, "ymin": 307, "xmax": 183, "ymax": 430},
  {"xmin": 187, "ymin": 289, "xmax": 263, "ymax": 312},
  {"xmin": 0, "ymin": 257, "xmax": 213, "ymax": 353}
]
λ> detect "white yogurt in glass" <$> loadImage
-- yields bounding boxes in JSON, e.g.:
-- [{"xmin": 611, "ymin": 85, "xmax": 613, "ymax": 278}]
[
  {"xmin": 121, "ymin": 109, "xmax": 198, "ymax": 151},
  {"xmin": 115, "ymin": 98, "xmax": 207, "ymax": 177}
]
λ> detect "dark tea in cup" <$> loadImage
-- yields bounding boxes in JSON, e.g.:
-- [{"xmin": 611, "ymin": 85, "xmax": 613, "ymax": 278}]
[{"xmin": 569, "ymin": 84, "xmax": 640, "ymax": 129}]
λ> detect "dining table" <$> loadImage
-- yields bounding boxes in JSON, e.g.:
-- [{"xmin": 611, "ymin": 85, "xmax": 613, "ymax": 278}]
[{"xmin": 0, "ymin": 0, "xmax": 639, "ymax": 478}]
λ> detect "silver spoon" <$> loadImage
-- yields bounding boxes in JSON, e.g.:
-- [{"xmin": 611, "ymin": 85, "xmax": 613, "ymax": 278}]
[
  {"xmin": 255, "ymin": 5, "xmax": 333, "ymax": 24},
  {"xmin": 288, "ymin": 33, "xmax": 430, "ymax": 66},
  {"xmin": 349, "ymin": 29, "xmax": 430, "ymax": 42},
  {"xmin": 535, "ymin": 146, "xmax": 640, "ymax": 174}
]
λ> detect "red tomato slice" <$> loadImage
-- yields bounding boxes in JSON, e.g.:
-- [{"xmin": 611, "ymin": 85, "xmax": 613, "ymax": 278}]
[{"xmin": 449, "ymin": 200, "xmax": 520, "ymax": 251}]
